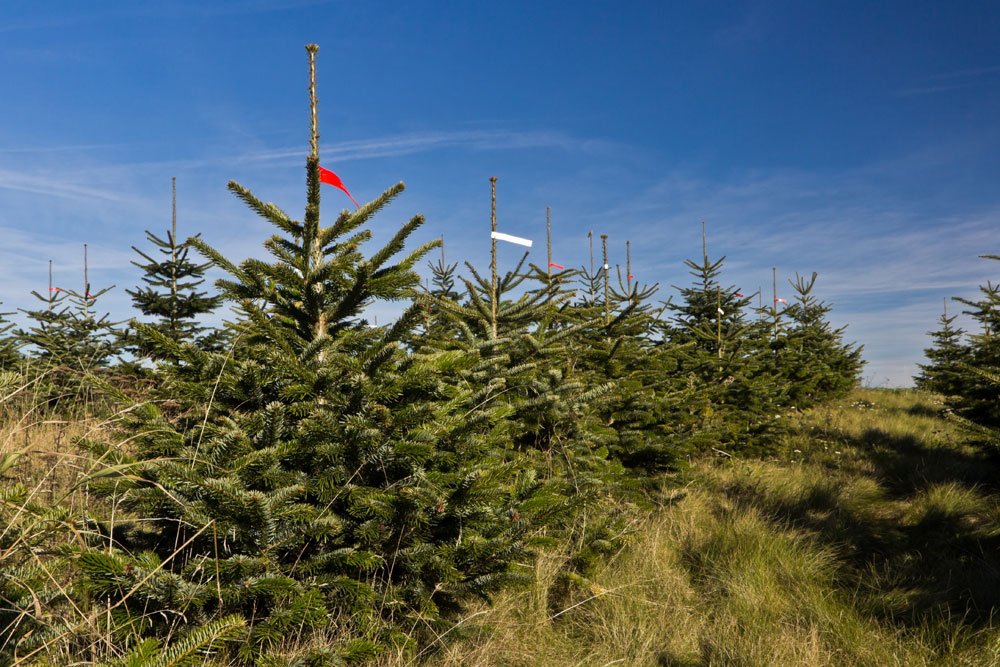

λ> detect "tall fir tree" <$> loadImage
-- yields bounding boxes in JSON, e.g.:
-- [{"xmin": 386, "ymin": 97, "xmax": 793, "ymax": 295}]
[{"xmin": 80, "ymin": 46, "xmax": 549, "ymax": 663}]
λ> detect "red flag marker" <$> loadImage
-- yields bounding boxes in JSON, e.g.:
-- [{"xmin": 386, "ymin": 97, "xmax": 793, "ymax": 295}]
[
  {"xmin": 548, "ymin": 262, "xmax": 565, "ymax": 270},
  {"xmin": 319, "ymin": 166, "xmax": 360, "ymax": 208},
  {"xmin": 734, "ymin": 292, "xmax": 744, "ymax": 297},
  {"xmin": 628, "ymin": 274, "xmax": 635, "ymax": 280},
  {"xmin": 774, "ymin": 297, "xmax": 787, "ymax": 304}
]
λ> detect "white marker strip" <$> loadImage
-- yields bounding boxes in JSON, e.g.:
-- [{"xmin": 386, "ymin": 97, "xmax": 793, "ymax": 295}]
[{"xmin": 491, "ymin": 231, "xmax": 533, "ymax": 247}]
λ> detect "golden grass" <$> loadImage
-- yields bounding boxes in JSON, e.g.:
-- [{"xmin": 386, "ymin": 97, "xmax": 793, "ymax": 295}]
[
  {"xmin": 8, "ymin": 388, "xmax": 1000, "ymax": 665},
  {"xmin": 385, "ymin": 389, "xmax": 1000, "ymax": 666}
]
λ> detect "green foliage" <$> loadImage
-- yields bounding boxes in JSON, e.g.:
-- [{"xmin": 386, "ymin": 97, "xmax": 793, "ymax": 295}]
[
  {"xmin": 665, "ymin": 240, "xmax": 785, "ymax": 454},
  {"xmin": 81, "ymin": 158, "xmax": 546, "ymax": 662},
  {"xmin": 0, "ymin": 303, "xmax": 22, "ymax": 370},
  {"xmin": 950, "ymin": 261, "xmax": 1000, "ymax": 432},
  {"xmin": 0, "ymin": 450, "xmax": 74, "ymax": 665},
  {"xmin": 126, "ymin": 192, "xmax": 225, "ymax": 355},
  {"xmin": 777, "ymin": 272, "xmax": 864, "ymax": 407},
  {"xmin": 16, "ymin": 271, "xmax": 119, "ymax": 410},
  {"xmin": 101, "ymin": 615, "xmax": 246, "ymax": 667},
  {"xmin": 914, "ymin": 302, "xmax": 970, "ymax": 397}
]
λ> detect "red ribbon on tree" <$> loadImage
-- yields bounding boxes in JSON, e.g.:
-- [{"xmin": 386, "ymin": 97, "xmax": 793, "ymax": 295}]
[
  {"xmin": 548, "ymin": 262, "xmax": 565, "ymax": 270},
  {"xmin": 319, "ymin": 166, "xmax": 360, "ymax": 208}
]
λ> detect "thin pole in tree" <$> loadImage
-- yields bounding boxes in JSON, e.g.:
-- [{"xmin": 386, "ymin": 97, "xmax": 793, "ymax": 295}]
[
  {"xmin": 758, "ymin": 287, "xmax": 763, "ymax": 321},
  {"xmin": 601, "ymin": 233, "xmax": 610, "ymax": 326},
  {"xmin": 716, "ymin": 285, "xmax": 723, "ymax": 358},
  {"xmin": 305, "ymin": 43, "xmax": 327, "ymax": 348},
  {"xmin": 47, "ymin": 260, "xmax": 54, "ymax": 311},
  {"xmin": 490, "ymin": 176, "xmax": 498, "ymax": 338},
  {"xmin": 170, "ymin": 176, "xmax": 178, "ymax": 338},
  {"xmin": 626, "ymin": 239, "xmax": 632, "ymax": 301},
  {"xmin": 772, "ymin": 266, "xmax": 778, "ymax": 340},
  {"xmin": 546, "ymin": 206, "xmax": 552, "ymax": 280},
  {"xmin": 307, "ymin": 44, "xmax": 319, "ymax": 161},
  {"xmin": 83, "ymin": 243, "xmax": 90, "ymax": 320},
  {"xmin": 701, "ymin": 221, "xmax": 708, "ymax": 270},
  {"xmin": 587, "ymin": 230, "xmax": 595, "ymax": 302}
]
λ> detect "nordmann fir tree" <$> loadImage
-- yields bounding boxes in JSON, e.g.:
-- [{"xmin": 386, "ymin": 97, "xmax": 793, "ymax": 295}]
[
  {"xmin": 914, "ymin": 299, "xmax": 971, "ymax": 398},
  {"xmin": 950, "ymin": 256, "xmax": 1000, "ymax": 431},
  {"xmin": 779, "ymin": 272, "xmax": 864, "ymax": 407},
  {"xmin": 126, "ymin": 177, "xmax": 224, "ymax": 357},
  {"xmin": 421, "ymin": 179, "xmax": 615, "ymax": 476},
  {"xmin": 417, "ymin": 186, "xmax": 627, "ymax": 601},
  {"xmin": 0, "ymin": 303, "xmax": 21, "ymax": 372},
  {"xmin": 17, "ymin": 251, "xmax": 118, "ymax": 410},
  {"xmin": 569, "ymin": 236, "xmax": 696, "ymax": 473},
  {"xmin": 79, "ymin": 46, "xmax": 541, "ymax": 663},
  {"xmin": 666, "ymin": 224, "xmax": 786, "ymax": 454}
]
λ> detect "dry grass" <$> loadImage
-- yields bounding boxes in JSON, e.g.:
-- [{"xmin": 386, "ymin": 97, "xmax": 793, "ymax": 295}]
[
  {"xmin": 7, "ymin": 388, "xmax": 1000, "ymax": 665},
  {"xmin": 381, "ymin": 389, "xmax": 1000, "ymax": 666}
]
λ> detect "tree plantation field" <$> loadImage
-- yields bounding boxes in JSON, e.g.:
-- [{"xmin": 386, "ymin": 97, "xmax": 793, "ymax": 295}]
[
  {"xmin": 6, "ymin": 389, "xmax": 1000, "ymax": 665},
  {"xmin": 1, "ymin": 45, "xmax": 999, "ymax": 666}
]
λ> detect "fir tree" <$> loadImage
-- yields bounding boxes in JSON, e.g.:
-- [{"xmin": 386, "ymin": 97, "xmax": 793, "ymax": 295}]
[
  {"xmin": 80, "ymin": 46, "xmax": 545, "ymax": 662},
  {"xmin": 914, "ymin": 299, "xmax": 970, "ymax": 397},
  {"xmin": 417, "ymin": 190, "xmax": 630, "ymax": 601},
  {"xmin": 665, "ymin": 225, "xmax": 785, "ymax": 453},
  {"xmin": 126, "ymin": 177, "xmax": 224, "ymax": 354},
  {"xmin": 17, "ymin": 252, "xmax": 118, "ymax": 408},
  {"xmin": 0, "ymin": 303, "xmax": 22, "ymax": 371},
  {"xmin": 779, "ymin": 272, "xmax": 864, "ymax": 407},
  {"xmin": 951, "ymin": 258, "xmax": 1000, "ymax": 429},
  {"xmin": 568, "ymin": 235, "xmax": 696, "ymax": 472}
]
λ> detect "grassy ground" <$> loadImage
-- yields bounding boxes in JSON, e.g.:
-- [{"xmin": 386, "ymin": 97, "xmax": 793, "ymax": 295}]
[
  {"xmin": 6, "ymin": 388, "xmax": 1000, "ymax": 665},
  {"xmin": 391, "ymin": 389, "xmax": 1000, "ymax": 666}
]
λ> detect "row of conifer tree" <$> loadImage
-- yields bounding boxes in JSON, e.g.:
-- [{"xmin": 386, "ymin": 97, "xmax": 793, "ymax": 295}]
[
  {"xmin": 0, "ymin": 45, "xmax": 864, "ymax": 665},
  {"xmin": 916, "ymin": 254, "xmax": 1000, "ymax": 440}
]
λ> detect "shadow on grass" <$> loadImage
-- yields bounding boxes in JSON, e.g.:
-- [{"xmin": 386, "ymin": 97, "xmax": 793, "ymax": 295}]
[
  {"xmin": 858, "ymin": 427, "xmax": 1000, "ymax": 497},
  {"xmin": 717, "ymin": 414, "xmax": 1000, "ymax": 628}
]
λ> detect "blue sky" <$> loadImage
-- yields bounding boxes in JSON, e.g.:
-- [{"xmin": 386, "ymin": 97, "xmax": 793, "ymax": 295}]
[{"xmin": 2, "ymin": 1, "xmax": 999, "ymax": 386}]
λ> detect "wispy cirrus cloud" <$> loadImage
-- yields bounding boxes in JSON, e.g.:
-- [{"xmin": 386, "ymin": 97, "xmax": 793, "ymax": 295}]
[
  {"xmin": 0, "ymin": 143, "xmax": 124, "ymax": 154},
  {"xmin": 0, "ymin": 167, "xmax": 127, "ymax": 203},
  {"xmin": 895, "ymin": 63, "xmax": 1000, "ymax": 96},
  {"xmin": 237, "ymin": 129, "xmax": 618, "ymax": 165}
]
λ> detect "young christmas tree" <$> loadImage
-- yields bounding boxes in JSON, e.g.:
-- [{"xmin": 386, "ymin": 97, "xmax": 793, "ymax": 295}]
[
  {"xmin": 79, "ymin": 45, "xmax": 548, "ymax": 662},
  {"xmin": 665, "ymin": 224, "xmax": 786, "ymax": 454},
  {"xmin": 0, "ymin": 303, "xmax": 21, "ymax": 372},
  {"xmin": 951, "ymin": 257, "xmax": 1000, "ymax": 430},
  {"xmin": 416, "ymin": 189, "xmax": 631, "ymax": 603},
  {"xmin": 566, "ymin": 235, "xmax": 696, "ymax": 472},
  {"xmin": 126, "ymin": 177, "xmax": 224, "ymax": 355},
  {"xmin": 778, "ymin": 272, "xmax": 864, "ymax": 407},
  {"xmin": 914, "ymin": 299, "xmax": 970, "ymax": 397},
  {"xmin": 17, "ymin": 251, "xmax": 118, "ymax": 409}
]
